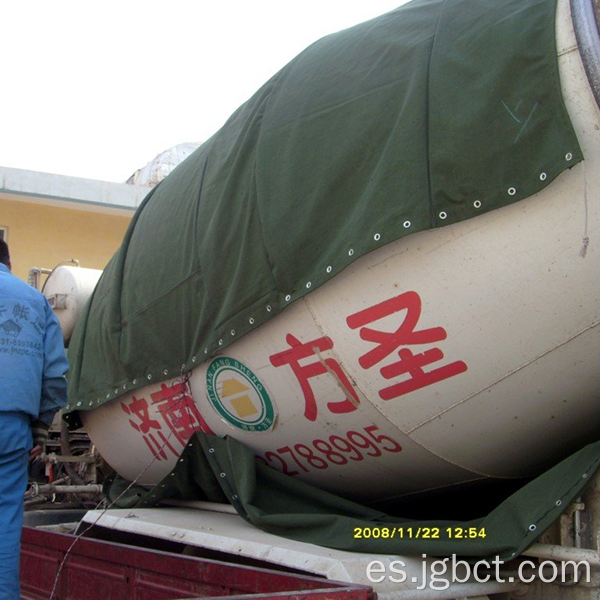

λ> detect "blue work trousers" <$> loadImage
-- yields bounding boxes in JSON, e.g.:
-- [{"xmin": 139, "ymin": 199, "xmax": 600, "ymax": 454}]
[{"xmin": 0, "ymin": 413, "xmax": 31, "ymax": 600}]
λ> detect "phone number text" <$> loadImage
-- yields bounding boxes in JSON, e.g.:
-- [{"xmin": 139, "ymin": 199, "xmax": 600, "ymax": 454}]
[{"xmin": 256, "ymin": 425, "xmax": 402, "ymax": 475}]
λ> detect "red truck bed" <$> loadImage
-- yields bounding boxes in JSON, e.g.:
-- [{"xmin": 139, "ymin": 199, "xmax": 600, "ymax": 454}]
[{"xmin": 21, "ymin": 527, "xmax": 375, "ymax": 600}]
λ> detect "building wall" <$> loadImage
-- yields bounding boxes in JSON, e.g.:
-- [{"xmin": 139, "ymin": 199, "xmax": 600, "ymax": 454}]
[{"xmin": 0, "ymin": 197, "xmax": 132, "ymax": 282}]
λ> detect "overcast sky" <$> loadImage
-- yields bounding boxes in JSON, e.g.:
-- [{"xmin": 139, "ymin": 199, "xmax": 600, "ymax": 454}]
[{"xmin": 1, "ymin": 1, "xmax": 404, "ymax": 184}]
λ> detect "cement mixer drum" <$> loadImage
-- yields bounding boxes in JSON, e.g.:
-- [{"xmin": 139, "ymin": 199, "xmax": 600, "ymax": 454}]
[{"xmin": 68, "ymin": 0, "xmax": 600, "ymax": 504}]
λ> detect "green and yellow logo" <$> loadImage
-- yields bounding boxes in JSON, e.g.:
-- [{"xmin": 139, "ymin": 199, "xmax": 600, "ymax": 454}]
[{"xmin": 206, "ymin": 357, "xmax": 276, "ymax": 432}]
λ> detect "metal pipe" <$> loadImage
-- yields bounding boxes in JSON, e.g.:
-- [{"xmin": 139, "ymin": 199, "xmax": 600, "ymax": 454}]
[
  {"xmin": 24, "ymin": 497, "xmax": 47, "ymax": 507},
  {"xmin": 522, "ymin": 543, "xmax": 600, "ymax": 566},
  {"xmin": 570, "ymin": 0, "xmax": 600, "ymax": 108},
  {"xmin": 60, "ymin": 420, "xmax": 86, "ymax": 485},
  {"xmin": 574, "ymin": 498, "xmax": 583, "ymax": 548},
  {"xmin": 29, "ymin": 484, "xmax": 103, "ymax": 495},
  {"xmin": 25, "ymin": 477, "xmax": 68, "ymax": 497},
  {"xmin": 377, "ymin": 581, "xmax": 524, "ymax": 600}
]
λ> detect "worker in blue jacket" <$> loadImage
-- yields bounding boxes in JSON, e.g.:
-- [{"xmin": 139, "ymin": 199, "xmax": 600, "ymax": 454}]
[{"xmin": 0, "ymin": 240, "xmax": 68, "ymax": 600}]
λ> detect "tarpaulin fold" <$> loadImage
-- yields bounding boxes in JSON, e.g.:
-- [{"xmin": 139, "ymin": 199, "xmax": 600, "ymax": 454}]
[{"xmin": 104, "ymin": 433, "xmax": 600, "ymax": 560}]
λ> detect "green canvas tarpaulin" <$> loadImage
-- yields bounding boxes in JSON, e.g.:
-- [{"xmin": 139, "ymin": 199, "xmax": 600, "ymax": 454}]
[
  {"xmin": 104, "ymin": 433, "xmax": 600, "ymax": 559},
  {"xmin": 65, "ymin": 0, "xmax": 583, "ymax": 420}
]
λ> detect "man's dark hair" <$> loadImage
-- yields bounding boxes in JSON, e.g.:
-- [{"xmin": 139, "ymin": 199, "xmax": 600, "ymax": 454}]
[{"xmin": 0, "ymin": 239, "xmax": 10, "ymax": 267}]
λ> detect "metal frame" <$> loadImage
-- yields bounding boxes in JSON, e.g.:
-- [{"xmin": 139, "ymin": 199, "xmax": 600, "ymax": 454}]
[{"xmin": 571, "ymin": 0, "xmax": 600, "ymax": 108}]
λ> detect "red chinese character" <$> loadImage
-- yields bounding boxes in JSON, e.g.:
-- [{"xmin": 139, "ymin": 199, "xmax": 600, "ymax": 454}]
[
  {"xmin": 270, "ymin": 334, "xmax": 360, "ymax": 421},
  {"xmin": 378, "ymin": 347, "xmax": 467, "ymax": 400},
  {"xmin": 346, "ymin": 291, "xmax": 467, "ymax": 400},
  {"xmin": 121, "ymin": 395, "xmax": 178, "ymax": 461},
  {"xmin": 150, "ymin": 382, "xmax": 214, "ymax": 444},
  {"xmin": 121, "ymin": 395, "xmax": 160, "ymax": 434}
]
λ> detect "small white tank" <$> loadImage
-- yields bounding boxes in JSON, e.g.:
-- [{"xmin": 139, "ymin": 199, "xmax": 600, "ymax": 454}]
[{"xmin": 44, "ymin": 266, "xmax": 102, "ymax": 343}]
